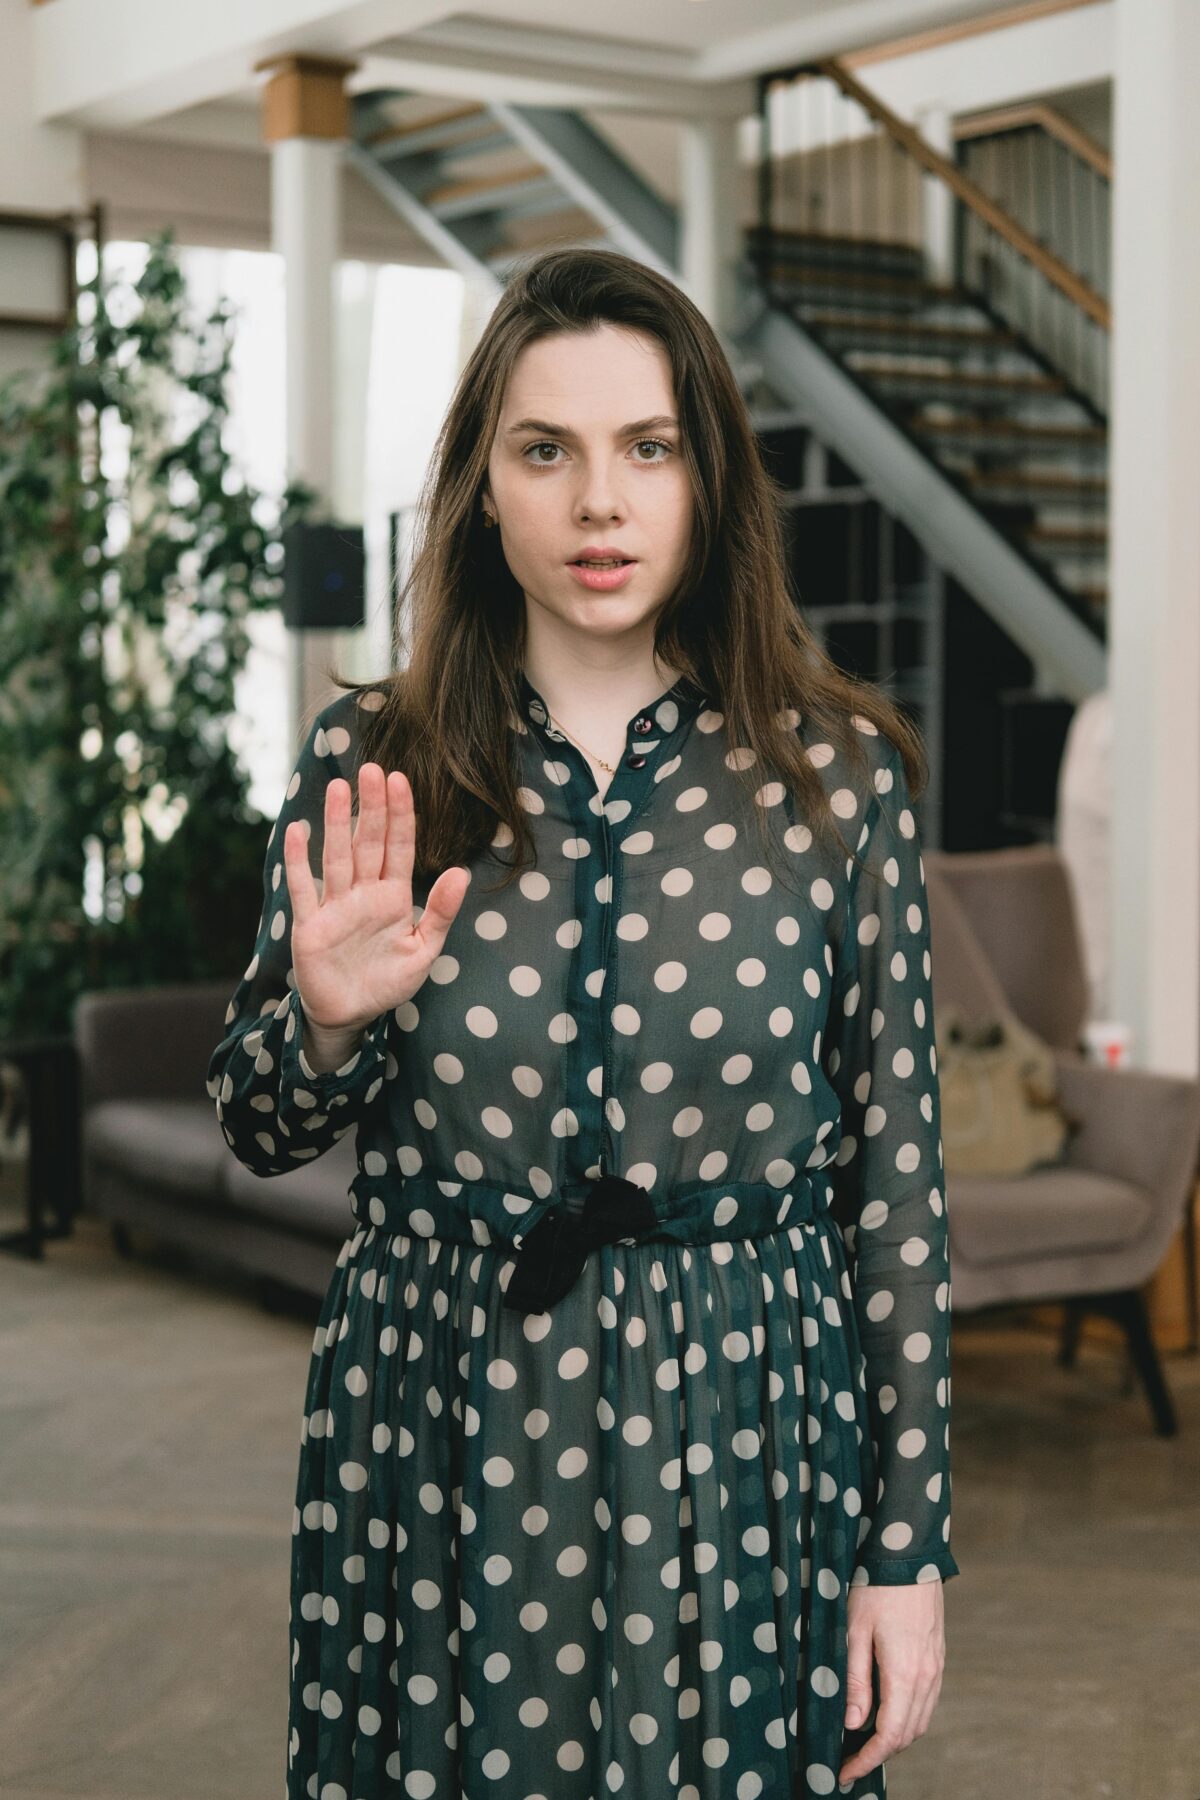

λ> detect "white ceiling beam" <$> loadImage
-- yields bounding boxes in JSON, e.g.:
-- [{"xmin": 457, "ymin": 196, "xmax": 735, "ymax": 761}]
[
  {"xmin": 33, "ymin": 0, "xmax": 448, "ymax": 127},
  {"xmin": 381, "ymin": 17, "xmax": 697, "ymax": 85},
  {"xmin": 357, "ymin": 42, "xmax": 752, "ymax": 119}
]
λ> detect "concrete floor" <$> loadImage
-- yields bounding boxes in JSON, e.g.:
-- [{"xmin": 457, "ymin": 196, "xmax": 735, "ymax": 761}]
[{"xmin": 1, "ymin": 1207, "xmax": 1197, "ymax": 1800}]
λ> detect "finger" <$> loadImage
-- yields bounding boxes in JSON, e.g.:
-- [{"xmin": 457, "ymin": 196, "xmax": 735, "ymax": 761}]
[
  {"xmin": 899, "ymin": 1605, "xmax": 943, "ymax": 1746},
  {"xmin": 351, "ymin": 762, "xmax": 387, "ymax": 884},
  {"xmin": 380, "ymin": 771, "xmax": 415, "ymax": 909},
  {"xmin": 842, "ymin": 1622, "xmax": 875, "ymax": 1735},
  {"xmin": 322, "ymin": 776, "xmax": 354, "ymax": 900},
  {"xmin": 908, "ymin": 1659, "xmax": 943, "ymax": 1743},
  {"xmin": 871, "ymin": 1651, "xmax": 911, "ymax": 1757},
  {"xmin": 415, "ymin": 865, "xmax": 472, "ymax": 954},
  {"xmin": 839, "ymin": 1654, "xmax": 906, "ymax": 1786},
  {"xmin": 282, "ymin": 819, "xmax": 319, "ymax": 927},
  {"xmin": 907, "ymin": 1687, "xmax": 933, "ymax": 1749},
  {"xmin": 838, "ymin": 1720, "xmax": 887, "ymax": 1788},
  {"xmin": 897, "ymin": 1661, "xmax": 929, "ymax": 1752}
]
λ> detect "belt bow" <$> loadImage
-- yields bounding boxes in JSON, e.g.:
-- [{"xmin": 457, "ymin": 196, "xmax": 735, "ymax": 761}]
[{"xmin": 502, "ymin": 1174, "xmax": 657, "ymax": 1314}]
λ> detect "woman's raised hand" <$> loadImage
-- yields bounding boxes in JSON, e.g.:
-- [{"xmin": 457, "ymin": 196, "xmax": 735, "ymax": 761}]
[{"xmin": 283, "ymin": 761, "xmax": 471, "ymax": 1037}]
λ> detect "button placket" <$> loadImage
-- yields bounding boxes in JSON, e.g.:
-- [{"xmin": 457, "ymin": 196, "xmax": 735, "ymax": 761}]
[{"xmin": 516, "ymin": 673, "xmax": 709, "ymax": 849}]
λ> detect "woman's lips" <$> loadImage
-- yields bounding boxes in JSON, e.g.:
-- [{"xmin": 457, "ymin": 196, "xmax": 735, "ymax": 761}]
[{"xmin": 566, "ymin": 559, "xmax": 638, "ymax": 591}]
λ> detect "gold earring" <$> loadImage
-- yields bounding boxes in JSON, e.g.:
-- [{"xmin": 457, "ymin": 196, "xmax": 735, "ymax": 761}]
[{"xmin": 482, "ymin": 509, "xmax": 497, "ymax": 529}]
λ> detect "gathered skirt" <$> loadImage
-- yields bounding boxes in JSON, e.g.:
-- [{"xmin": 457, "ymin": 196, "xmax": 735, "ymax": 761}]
[{"xmin": 285, "ymin": 1181, "xmax": 886, "ymax": 1800}]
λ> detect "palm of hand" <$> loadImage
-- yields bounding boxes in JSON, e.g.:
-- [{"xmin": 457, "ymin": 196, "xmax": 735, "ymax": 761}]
[{"xmin": 282, "ymin": 760, "xmax": 472, "ymax": 1035}]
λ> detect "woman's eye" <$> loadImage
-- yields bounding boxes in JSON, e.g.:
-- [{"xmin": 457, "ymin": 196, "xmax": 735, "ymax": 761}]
[{"xmin": 521, "ymin": 438, "xmax": 673, "ymax": 465}]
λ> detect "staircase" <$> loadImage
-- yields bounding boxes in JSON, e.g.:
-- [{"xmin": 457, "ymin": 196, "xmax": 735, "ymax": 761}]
[
  {"xmin": 347, "ymin": 71, "xmax": 1110, "ymax": 847},
  {"xmin": 747, "ymin": 224, "xmax": 1109, "ymax": 628},
  {"xmin": 347, "ymin": 93, "xmax": 676, "ymax": 281}
]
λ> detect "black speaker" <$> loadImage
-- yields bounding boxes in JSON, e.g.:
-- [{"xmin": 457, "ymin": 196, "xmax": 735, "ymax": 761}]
[{"xmin": 281, "ymin": 521, "xmax": 365, "ymax": 629}]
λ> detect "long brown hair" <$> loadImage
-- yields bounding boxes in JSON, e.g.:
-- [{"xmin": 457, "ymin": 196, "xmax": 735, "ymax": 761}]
[{"xmin": 323, "ymin": 246, "xmax": 928, "ymax": 894}]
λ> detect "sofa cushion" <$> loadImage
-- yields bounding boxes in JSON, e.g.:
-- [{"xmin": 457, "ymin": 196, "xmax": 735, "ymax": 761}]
[
  {"xmin": 220, "ymin": 1128, "xmax": 360, "ymax": 1241},
  {"xmin": 948, "ymin": 1165, "xmax": 1153, "ymax": 1267},
  {"xmin": 85, "ymin": 1099, "xmax": 232, "ymax": 1200}
]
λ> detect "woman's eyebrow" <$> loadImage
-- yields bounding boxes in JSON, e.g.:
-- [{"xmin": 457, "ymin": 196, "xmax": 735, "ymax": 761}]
[{"xmin": 503, "ymin": 414, "xmax": 679, "ymax": 439}]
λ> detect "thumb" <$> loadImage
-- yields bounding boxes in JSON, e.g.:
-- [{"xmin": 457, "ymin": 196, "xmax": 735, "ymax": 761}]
[
  {"xmin": 418, "ymin": 865, "xmax": 472, "ymax": 940},
  {"xmin": 843, "ymin": 1632, "xmax": 875, "ymax": 1730}
]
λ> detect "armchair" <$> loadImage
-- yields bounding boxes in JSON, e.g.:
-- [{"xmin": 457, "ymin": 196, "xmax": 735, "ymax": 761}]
[{"xmin": 925, "ymin": 844, "xmax": 1200, "ymax": 1435}]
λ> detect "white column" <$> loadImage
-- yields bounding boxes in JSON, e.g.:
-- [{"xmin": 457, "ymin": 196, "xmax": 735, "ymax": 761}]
[
  {"xmin": 1109, "ymin": 0, "xmax": 1200, "ymax": 1074},
  {"xmin": 273, "ymin": 137, "xmax": 338, "ymax": 505},
  {"xmin": 916, "ymin": 101, "xmax": 955, "ymax": 287},
  {"xmin": 272, "ymin": 136, "xmax": 339, "ymax": 746},
  {"xmin": 332, "ymin": 260, "xmax": 380, "ymax": 686},
  {"xmin": 679, "ymin": 116, "xmax": 742, "ymax": 340},
  {"xmin": 262, "ymin": 55, "xmax": 353, "ymax": 749}
]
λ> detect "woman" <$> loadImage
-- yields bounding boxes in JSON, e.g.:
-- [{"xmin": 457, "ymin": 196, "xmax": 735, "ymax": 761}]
[{"xmin": 207, "ymin": 246, "xmax": 959, "ymax": 1800}]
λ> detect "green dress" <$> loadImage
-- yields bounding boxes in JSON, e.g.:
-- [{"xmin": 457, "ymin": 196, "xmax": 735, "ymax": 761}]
[{"xmin": 207, "ymin": 672, "xmax": 960, "ymax": 1800}]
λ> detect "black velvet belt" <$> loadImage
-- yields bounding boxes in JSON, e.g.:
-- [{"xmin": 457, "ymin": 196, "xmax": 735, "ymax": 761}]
[{"xmin": 502, "ymin": 1174, "xmax": 658, "ymax": 1314}]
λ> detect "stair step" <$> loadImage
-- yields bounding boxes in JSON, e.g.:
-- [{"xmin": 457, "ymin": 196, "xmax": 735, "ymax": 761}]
[
  {"xmin": 425, "ymin": 164, "xmax": 568, "ymax": 223},
  {"xmin": 906, "ymin": 412, "xmax": 1107, "ymax": 456},
  {"xmin": 1020, "ymin": 521, "xmax": 1108, "ymax": 551},
  {"xmin": 966, "ymin": 468, "xmax": 1108, "ymax": 507},
  {"xmin": 764, "ymin": 266, "xmax": 966, "ymax": 313},
  {"xmin": 849, "ymin": 357, "xmax": 1068, "ymax": 398},
  {"xmin": 359, "ymin": 99, "xmax": 501, "ymax": 161},
  {"xmin": 378, "ymin": 124, "xmax": 514, "ymax": 167},
  {"xmin": 745, "ymin": 223, "xmax": 924, "ymax": 279},
  {"xmin": 805, "ymin": 312, "xmax": 1020, "ymax": 356}
]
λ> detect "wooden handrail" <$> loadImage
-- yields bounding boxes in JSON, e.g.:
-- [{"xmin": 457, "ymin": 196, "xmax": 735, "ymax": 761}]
[
  {"xmin": 954, "ymin": 102, "xmax": 1111, "ymax": 180},
  {"xmin": 777, "ymin": 58, "xmax": 1110, "ymax": 331}
]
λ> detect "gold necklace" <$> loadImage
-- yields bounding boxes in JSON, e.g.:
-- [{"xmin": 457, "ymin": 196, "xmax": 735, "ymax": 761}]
[{"xmin": 545, "ymin": 710, "xmax": 617, "ymax": 774}]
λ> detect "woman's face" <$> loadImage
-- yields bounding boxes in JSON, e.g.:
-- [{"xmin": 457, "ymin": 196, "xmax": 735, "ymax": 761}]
[{"xmin": 482, "ymin": 323, "xmax": 695, "ymax": 649}]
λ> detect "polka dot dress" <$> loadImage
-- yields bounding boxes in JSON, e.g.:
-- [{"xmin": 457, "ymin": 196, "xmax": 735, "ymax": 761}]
[{"xmin": 207, "ymin": 672, "xmax": 960, "ymax": 1800}]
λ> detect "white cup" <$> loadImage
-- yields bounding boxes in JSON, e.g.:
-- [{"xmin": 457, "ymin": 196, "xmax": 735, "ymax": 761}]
[{"xmin": 1083, "ymin": 1020, "xmax": 1132, "ymax": 1068}]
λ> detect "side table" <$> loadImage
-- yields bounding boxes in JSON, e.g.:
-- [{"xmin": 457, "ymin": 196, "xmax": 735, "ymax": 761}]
[{"xmin": 0, "ymin": 1034, "xmax": 81, "ymax": 1259}]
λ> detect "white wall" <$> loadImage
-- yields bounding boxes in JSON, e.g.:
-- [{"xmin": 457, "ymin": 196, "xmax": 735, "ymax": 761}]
[
  {"xmin": 855, "ymin": 3, "xmax": 1113, "ymax": 123},
  {"xmin": 1107, "ymin": 0, "xmax": 1200, "ymax": 1075},
  {"xmin": 83, "ymin": 129, "xmax": 424, "ymax": 262},
  {"xmin": 0, "ymin": 0, "xmax": 81, "ymax": 210}
]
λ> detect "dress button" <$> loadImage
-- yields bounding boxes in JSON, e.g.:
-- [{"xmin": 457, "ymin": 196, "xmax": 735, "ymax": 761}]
[
  {"xmin": 626, "ymin": 753, "xmax": 647, "ymax": 769},
  {"xmin": 633, "ymin": 714, "xmax": 653, "ymax": 734}
]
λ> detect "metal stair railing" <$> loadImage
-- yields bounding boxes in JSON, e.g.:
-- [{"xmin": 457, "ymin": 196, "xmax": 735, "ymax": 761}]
[
  {"xmin": 754, "ymin": 59, "xmax": 1110, "ymax": 412},
  {"xmin": 745, "ymin": 57, "xmax": 1111, "ymax": 641},
  {"xmin": 953, "ymin": 100, "xmax": 1111, "ymax": 412}
]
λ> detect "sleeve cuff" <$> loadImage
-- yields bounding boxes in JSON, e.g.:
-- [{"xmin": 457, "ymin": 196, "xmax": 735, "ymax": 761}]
[
  {"xmin": 851, "ymin": 1547, "xmax": 961, "ymax": 1585},
  {"xmin": 278, "ymin": 987, "xmax": 389, "ymax": 1100}
]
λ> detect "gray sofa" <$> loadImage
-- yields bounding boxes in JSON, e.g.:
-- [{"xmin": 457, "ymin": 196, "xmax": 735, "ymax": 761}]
[{"xmin": 75, "ymin": 979, "xmax": 357, "ymax": 1303}]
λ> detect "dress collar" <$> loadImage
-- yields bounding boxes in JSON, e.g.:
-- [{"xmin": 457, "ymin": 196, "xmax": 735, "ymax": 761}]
[{"xmin": 517, "ymin": 667, "xmax": 709, "ymax": 740}]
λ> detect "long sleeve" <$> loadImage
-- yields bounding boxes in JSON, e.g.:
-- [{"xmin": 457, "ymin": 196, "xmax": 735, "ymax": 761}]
[
  {"xmin": 206, "ymin": 699, "xmax": 391, "ymax": 1178},
  {"xmin": 822, "ymin": 728, "xmax": 960, "ymax": 1586}
]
